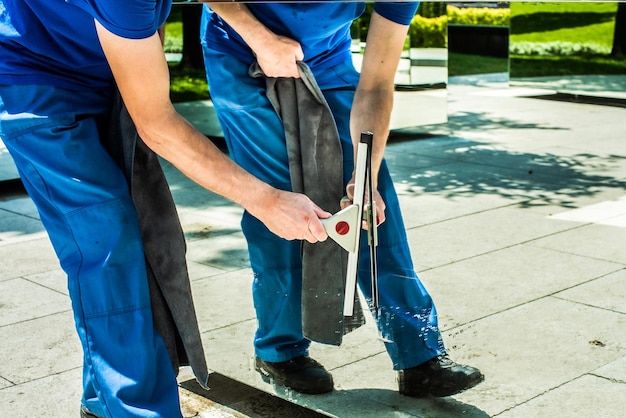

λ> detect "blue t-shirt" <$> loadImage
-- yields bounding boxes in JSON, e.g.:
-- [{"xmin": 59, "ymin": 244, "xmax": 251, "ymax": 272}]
[
  {"xmin": 0, "ymin": 0, "xmax": 171, "ymax": 91},
  {"xmin": 201, "ymin": 1, "xmax": 419, "ymax": 73}
]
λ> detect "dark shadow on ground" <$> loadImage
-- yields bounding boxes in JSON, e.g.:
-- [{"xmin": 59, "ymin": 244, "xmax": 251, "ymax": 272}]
[
  {"xmin": 181, "ymin": 374, "xmax": 490, "ymax": 418},
  {"xmin": 181, "ymin": 375, "xmax": 328, "ymax": 417}
]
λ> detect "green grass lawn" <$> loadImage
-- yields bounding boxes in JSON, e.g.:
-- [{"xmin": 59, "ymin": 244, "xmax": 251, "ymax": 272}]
[
  {"xmin": 510, "ymin": 2, "xmax": 617, "ymax": 46},
  {"xmin": 169, "ymin": 63, "xmax": 209, "ymax": 103},
  {"xmin": 448, "ymin": 52, "xmax": 508, "ymax": 77},
  {"xmin": 509, "ymin": 2, "xmax": 624, "ymax": 78}
]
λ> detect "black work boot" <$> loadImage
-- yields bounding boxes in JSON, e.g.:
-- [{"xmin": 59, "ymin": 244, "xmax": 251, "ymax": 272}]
[
  {"xmin": 255, "ymin": 356, "xmax": 334, "ymax": 394},
  {"xmin": 398, "ymin": 355, "xmax": 484, "ymax": 397},
  {"xmin": 80, "ymin": 405, "xmax": 104, "ymax": 418}
]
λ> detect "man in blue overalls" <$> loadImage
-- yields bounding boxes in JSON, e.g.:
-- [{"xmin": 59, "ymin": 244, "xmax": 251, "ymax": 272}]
[
  {"xmin": 201, "ymin": 2, "xmax": 484, "ymax": 398},
  {"xmin": 0, "ymin": 1, "xmax": 330, "ymax": 416}
]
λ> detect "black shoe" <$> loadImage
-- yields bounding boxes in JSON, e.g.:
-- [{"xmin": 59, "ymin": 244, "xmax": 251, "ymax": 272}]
[
  {"xmin": 80, "ymin": 405, "xmax": 104, "ymax": 418},
  {"xmin": 398, "ymin": 355, "xmax": 484, "ymax": 397},
  {"xmin": 255, "ymin": 356, "xmax": 334, "ymax": 394}
]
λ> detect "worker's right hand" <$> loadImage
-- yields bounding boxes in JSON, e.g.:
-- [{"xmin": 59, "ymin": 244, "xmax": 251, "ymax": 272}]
[
  {"xmin": 251, "ymin": 189, "xmax": 330, "ymax": 243},
  {"xmin": 254, "ymin": 35, "xmax": 303, "ymax": 78}
]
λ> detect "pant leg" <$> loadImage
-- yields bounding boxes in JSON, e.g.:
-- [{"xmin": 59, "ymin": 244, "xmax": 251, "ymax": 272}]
[
  {"xmin": 203, "ymin": 49, "xmax": 310, "ymax": 362},
  {"xmin": 0, "ymin": 85, "xmax": 182, "ymax": 417},
  {"xmin": 318, "ymin": 63, "xmax": 446, "ymax": 370},
  {"xmin": 202, "ymin": 47, "xmax": 445, "ymax": 369}
]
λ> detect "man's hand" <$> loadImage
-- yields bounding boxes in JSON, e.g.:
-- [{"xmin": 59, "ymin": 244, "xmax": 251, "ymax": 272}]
[
  {"xmin": 343, "ymin": 179, "xmax": 386, "ymax": 229},
  {"xmin": 255, "ymin": 35, "xmax": 303, "ymax": 78},
  {"xmin": 208, "ymin": 3, "xmax": 303, "ymax": 78},
  {"xmin": 251, "ymin": 189, "xmax": 330, "ymax": 242}
]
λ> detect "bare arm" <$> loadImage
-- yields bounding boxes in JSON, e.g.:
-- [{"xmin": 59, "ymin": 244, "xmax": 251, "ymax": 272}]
[
  {"xmin": 345, "ymin": 11, "xmax": 411, "ymax": 224},
  {"xmin": 94, "ymin": 21, "xmax": 328, "ymax": 242},
  {"xmin": 208, "ymin": 2, "xmax": 303, "ymax": 77}
]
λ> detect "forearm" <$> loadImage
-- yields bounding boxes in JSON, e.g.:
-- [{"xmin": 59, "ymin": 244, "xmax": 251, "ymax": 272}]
[
  {"xmin": 94, "ymin": 21, "xmax": 328, "ymax": 241},
  {"xmin": 207, "ymin": 2, "xmax": 303, "ymax": 77},
  {"xmin": 137, "ymin": 109, "xmax": 278, "ymax": 216},
  {"xmin": 207, "ymin": 3, "xmax": 274, "ymax": 54},
  {"xmin": 350, "ymin": 11, "xmax": 409, "ymax": 185},
  {"xmin": 350, "ymin": 88, "xmax": 394, "ymax": 186}
]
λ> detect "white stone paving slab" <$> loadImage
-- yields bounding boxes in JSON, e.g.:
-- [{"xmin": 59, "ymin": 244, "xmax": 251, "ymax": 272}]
[
  {"xmin": 0, "ymin": 238, "xmax": 58, "ymax": 280},
  {"xmin": 0, "ymin": 311, "xmax": 81, "ymax": 385},
  {"xmin": 172, "ymin": 100, "xmax": 224, "ymax": 138},
  {"xmin": 24, "ymin": 268, "xmax": 69, "ymax": 296},
  {"xmin": 178, "ymin": 208, "xmax": 244, "ymax": 240},
  {"xmin": 550, "ymin": 195, "xmax": 626, "ymax": 227},
  {"xmin": 168, "ymin": 180, "xmax": 238, "ymax": 212},
  {"xmin": 496, "ymin": 374, "xmax": 626, "ymax": 418},
  {"xmin": 516, "ymin": 186, "xmax": 626, "ymax": 217},
  {"xmin": 0, "ymin": 367, "xmax": 83, "ymax": 418},
  {"xmin": 0, "ymin": 277, "xmax": 69, "ymax": 327},
  {"xmin": 593, "ymin": 356, "xmax": 626, "ymax": 383},
  {"xmin": 530, "ymin": 221, "xmax": 626, "ymax": 265},
  {"xmin": 187, "ymin": 259, "xmax": 229, "ymax": 281},
  {"xmin": 555, "ymin": 268, "xmax": 626, "ymax": 314},
  {"xmin": 442, "ymin": 297, "xmax": 626, "ymax": 416},
  {"xmin": 191, "ymin": 270, "xmax": 256, "ymax": 333},
  {"xmin": 397, "ymin": 189, "xmax": 518, "ymax": 229},
  {"xmin": 421, "ymin": 244, "xmax": 623, "ymax": 329},
  {"xmin": 202, "ymin": 320, "xmax": 258, "ymax": 386},
  {"xmin": 406, "ymin": 206, "xmax": 576, "ymax": 269},
  {"xmin": 186, "ymin": 233, "xmax": 250, "ymax": 271}
]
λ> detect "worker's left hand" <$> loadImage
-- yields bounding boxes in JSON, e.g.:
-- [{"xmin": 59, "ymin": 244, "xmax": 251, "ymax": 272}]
[
  {"xmin": 342, "ymin": 180, "xmax": 386, "ymax": 229},
  {"xmin": 255, "ymin": 34, "xmax": 303, "ymax": 78}
]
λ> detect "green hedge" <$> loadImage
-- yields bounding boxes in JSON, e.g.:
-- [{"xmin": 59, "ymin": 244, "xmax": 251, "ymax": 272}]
[
  {"xmin": 510, "ymin": 41, "xmax": 612, "ymax": 56},
  {"xmin": 409, "ymin": 6, "xmax": 510, "ymax": 48},
  {"xmin": 409, "ymin": 15, "xmax": 447, "ymax": 48},
  {"xmin": 447, "ymin": 6, "xmax": 510, "ymax": 27}
]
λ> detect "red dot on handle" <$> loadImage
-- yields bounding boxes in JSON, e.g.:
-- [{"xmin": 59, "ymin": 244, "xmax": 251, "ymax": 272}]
[{"xmin": 336, "ymin": 221, "xmax": 350, "ymax": 235}]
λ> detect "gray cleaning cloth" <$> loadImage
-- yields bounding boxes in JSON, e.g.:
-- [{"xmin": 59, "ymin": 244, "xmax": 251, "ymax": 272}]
[
  {"xmin": 250, "ymin": 61, "xmax": 365, "ymax": 345},
  {"xmin": 103, "ymin": 89, "xmax": 209, "ymax": 388}
]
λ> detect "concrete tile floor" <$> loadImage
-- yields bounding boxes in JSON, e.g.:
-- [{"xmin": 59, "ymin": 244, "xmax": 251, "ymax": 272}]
[{"xmin": 1, "ymin": 79, "xmax": 625, "ymax": 417}]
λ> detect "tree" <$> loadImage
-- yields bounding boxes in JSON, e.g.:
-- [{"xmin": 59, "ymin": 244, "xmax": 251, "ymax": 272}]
[
  {"xmin": 612, "ymin": 2, "xmax": 626, "ymax": 57},
  {"xmin": 180, "ymin": 2, "xmax": 205, "ymax": 70}
]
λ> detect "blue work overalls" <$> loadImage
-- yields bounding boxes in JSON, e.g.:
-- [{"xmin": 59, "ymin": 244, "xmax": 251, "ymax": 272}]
[
  {"xmin": 0, "ymin": 84, "xmax": 182, "ymax": 418},
  {"xmin": 202, "ymin": 48, "xmax": 446, "ymax": 371}
]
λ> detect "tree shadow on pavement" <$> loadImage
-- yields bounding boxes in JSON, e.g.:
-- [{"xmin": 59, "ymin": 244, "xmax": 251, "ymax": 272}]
[{"xmin": 387, "ymin": 110, "xmax": 626, "ymax": 210}]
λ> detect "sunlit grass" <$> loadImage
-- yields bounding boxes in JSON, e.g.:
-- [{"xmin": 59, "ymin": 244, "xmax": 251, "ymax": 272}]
[
  {"xmin": 448, "ymin": 52, "xmax": 508, "ymax": 76},
  {"xmin": 168, "ymin": 63, "xmax": 209, "ymax": 103}
]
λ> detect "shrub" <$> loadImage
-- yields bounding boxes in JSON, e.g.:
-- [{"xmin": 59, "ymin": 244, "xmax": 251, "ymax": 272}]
[
  {"xmin": 409, "ymin": 14, "xmax": 447, "ymax": 48},
  {"xmin": 164, "ymin": 21, "xmax": 183, "ymax": 53},
  {"xmin": 408, "ymin": 6, "xmax": 511, "ymax": 48},
  {"xmin": 510, "ymin": 41, "xmax": 612, "ymax": 56},
  {"xmin": 447, "ymin": 5, "xmax": 510, "ymax": 27}
]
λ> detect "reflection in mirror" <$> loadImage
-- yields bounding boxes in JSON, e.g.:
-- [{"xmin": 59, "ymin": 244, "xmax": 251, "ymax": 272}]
[
  {"xmin": 164, "ymin": 1, "xmax": 449, "ymax": 132},
  {"xmin": 382, "ymin": 2, "xmax": 448, "ymax": 128},
  {"xmin": 447, "ymin": 2, "xmax": 509, "ymax": 80},
  {"xmin": 509, "ymin": 2, "xmax": 626, "ymax": 101}
]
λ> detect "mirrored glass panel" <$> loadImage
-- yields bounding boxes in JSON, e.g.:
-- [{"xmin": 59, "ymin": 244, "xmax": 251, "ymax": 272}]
[{"xmin": 509, "ymin": 2, "xmax": 626, "ymax": 101}]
